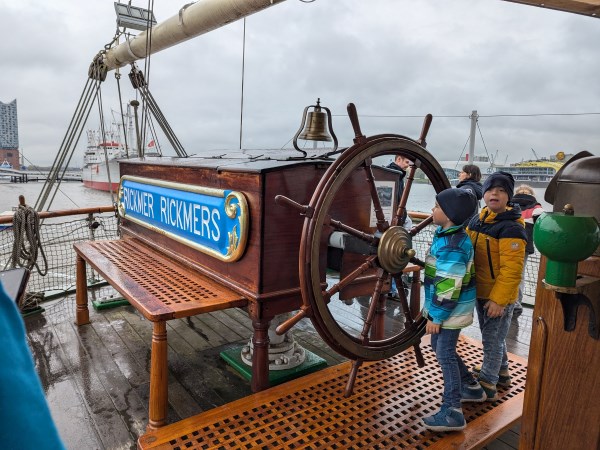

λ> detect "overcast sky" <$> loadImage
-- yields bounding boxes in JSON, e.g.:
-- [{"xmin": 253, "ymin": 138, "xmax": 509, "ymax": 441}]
[{"xmin": 1, "ymin": 0, "xmax": 598, "ymax": 167}]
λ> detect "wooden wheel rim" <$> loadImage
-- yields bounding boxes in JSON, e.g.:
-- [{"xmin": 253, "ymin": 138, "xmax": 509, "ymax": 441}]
[{"xmin": 300, "ymin": 135, "xmax": 450, "ymax": 360}]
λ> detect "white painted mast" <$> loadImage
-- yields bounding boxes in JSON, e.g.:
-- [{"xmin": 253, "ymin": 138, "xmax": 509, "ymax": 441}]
[
  {"xmin": 104, "ymin": 0, "xmax": 287, "ymax": 70},
  {"xmin": 468, "ymin": 110, "xmax": 478, "ymax": 163}
]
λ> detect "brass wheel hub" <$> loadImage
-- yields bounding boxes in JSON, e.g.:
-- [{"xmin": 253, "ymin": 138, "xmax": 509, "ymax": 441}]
[{"xmin": 377, "ymin": 226, "xmax": 415, "ymax": 274}]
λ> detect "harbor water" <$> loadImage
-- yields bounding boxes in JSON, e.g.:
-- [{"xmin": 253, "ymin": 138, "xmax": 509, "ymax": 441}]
[
  {"xmin": 0, "ymin": 176, "xmax": 544, "ymax": 305},
  {"xmin": 0, "ymin": 180, "xmax": 553, "ymax": 214}
]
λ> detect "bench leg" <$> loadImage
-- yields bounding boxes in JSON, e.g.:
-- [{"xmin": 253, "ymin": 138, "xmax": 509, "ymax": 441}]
[
  {"xmin": 251, "ymin": 318, "xmax": 270, "ymax": 393},
  {"xmin": 148, "ymin": 321, "xmax": 168, "ymax": 431},
  {"xmin": 75, "ymin": 254, "xmax": 90, "ymax": 325}
]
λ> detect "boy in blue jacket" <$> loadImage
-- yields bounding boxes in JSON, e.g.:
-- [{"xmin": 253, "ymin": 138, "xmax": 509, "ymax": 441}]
[{"xmin": 421, "ymin": 188, "xmax": 485, "ymax": 432}]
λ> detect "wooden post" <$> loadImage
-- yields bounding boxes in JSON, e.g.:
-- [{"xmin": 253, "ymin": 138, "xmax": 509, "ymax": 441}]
[
  {"xmin": 520, "ymin": 256, "xmax": 600, "ymax": 449},
  {"xmin": 75, "ymin": 254, "xmax": 90, "ymax": 325},
  {"xmin": 147, "ymin": 321, "xmax": 168, "ymax": 431},
  {"xmin": 251, "ymin": 318, "xmax": 270, "ymax": 392}
]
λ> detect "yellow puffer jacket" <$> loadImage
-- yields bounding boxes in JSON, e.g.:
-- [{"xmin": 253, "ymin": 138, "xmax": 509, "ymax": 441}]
[{"xmin": 466, "ymin": 206, "xmax": 527, "ymax": 306}]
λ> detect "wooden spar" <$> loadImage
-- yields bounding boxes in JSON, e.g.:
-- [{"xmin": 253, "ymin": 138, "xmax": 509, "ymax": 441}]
[
  {"xmin": 104, "ymin": 0, "xmax": 287, "ymax": 70},
  {"xmin": 101, "ymin": 0, "xmax": 599, "ymax": 70}
]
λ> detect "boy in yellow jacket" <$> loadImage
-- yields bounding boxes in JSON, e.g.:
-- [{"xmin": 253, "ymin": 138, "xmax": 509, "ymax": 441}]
[{"xmin": 466, "ymin": 171, "xmax": 526, "ymax": 400}]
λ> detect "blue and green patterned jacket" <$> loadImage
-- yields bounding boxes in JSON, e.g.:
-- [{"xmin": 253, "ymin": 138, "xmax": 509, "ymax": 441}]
[{"xmin": 422, "ymin": 225, "xmax": 476, "ymax": 328}]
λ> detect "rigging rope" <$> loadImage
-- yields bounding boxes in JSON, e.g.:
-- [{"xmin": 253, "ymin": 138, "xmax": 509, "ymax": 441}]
[
  {"xmin": 129, "ymin": 65, "xmax": 187, "ymax": 157},
  {"xmin": 145, "ymin": 114, "xmax": 162, "ymax": 155},
  {"xmin": 97, "ymin": 85, "xmax": 117, "ymax": 203},
  {"xmin": 45, "ymin": 79, "xmax": 101, "ymax": 211},
  {"xmin": 35, "ymin": 68, "xmax": 103, "ymax": 211},
  {"xmin": 476, "ymin": 121, "xmax": 493, "ymax": 163},
  {"xmin": 116, "ymin": 70, "xmax": 131, "ymax": 158},
  {"xmin": 453, "ymin": 134, "xmax": 471, "ymax": 171},
  {"xmin": 140, "ymin": 0, "xmax": 155, "ymax": 153},
  {"xmin": 239, "ymin": 17, "xmax": 246, "ymax": 149}
]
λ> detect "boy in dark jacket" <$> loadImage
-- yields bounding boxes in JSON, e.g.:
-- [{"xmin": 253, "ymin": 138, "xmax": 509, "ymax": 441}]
[
  {"xmin": 466, "ymin": 171, "xmax": 527, "ymax": 401},
  {"xmin": 456, "ymin": 164, "xmax": 483, "ymax": 223}
]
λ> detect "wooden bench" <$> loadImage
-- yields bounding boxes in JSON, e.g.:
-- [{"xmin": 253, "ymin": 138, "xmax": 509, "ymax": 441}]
[
  {"xmin": 74, "ymin": 238, "xmax": 248, "ymax": 430},
  {"xmin": 74, "ymin": 238, "xmax": 425, "ymax": 432},
  {"xmin": 137, "ymin": 334, "xmax": 526, "ymax": 449}
]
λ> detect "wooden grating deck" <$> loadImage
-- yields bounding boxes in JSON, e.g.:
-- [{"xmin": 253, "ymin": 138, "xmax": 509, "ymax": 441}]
[
  {"xmin": 25, "ymin": 291, "xmax": 532, "ymax": 449},
  {"xmin": 138, "ymin": 335, "xmax": 526, "ymax": 449}
]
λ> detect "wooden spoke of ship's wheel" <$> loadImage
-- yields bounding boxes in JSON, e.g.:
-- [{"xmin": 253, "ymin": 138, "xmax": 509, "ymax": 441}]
[
  {"xmin": 323, "ymin": 255, "xmax": 378, "ymax": 303},
  {"xmin": 394, "ymin": 162, "xmax": 418, "ymax": 227},
  {"xmin": 326, "ymin": 216, "xmax": 378, "ymax": 246},
  {"xmin": 299, "ymin": 133, "xmax": 450, "ymax": 368},
  {"xmin": 361, "ymin": 158, "xmax": 389, "ymax": 233},
  {"xmin": 357, "ymin": 269, "xmax": 389, "ymax": 343}
]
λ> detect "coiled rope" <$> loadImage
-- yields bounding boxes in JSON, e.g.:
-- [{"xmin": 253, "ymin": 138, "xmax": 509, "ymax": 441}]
[{"xmin": 11, "ymin": 201, "xmax": 48, "ymax": 276}]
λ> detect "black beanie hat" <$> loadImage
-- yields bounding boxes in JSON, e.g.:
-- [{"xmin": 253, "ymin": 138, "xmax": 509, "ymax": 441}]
[
  {"xmin": 482, "ymin": 171, "xmax": 515, "ymax": 201},
  {"xmin": 436, "ymin": 188, "xmax": 478, "ymax": 226}
]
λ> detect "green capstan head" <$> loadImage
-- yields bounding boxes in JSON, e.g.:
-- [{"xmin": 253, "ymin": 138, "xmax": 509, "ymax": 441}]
[{"xmin": 533, "ymin": 204, "xmax": 600, "ymax": 287}]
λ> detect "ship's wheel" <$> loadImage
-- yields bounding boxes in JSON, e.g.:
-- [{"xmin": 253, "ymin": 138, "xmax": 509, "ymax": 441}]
[{"xmin": 276, "ymin": 104, "xmax": 450, "ymax": 395}]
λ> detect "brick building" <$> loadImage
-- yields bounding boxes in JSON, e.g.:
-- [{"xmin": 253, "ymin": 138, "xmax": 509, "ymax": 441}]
[{"xmin": 0, "ymin": 99, "xmax": 20, "ymax": 169}]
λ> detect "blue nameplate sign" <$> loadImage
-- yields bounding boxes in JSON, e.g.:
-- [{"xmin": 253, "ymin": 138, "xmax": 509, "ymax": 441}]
[{"xmin": 117, "ymin": 176, "xmax": 249, "ymax": 262}]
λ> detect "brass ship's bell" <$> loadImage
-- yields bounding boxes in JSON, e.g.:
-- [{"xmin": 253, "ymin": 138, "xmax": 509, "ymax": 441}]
[
  {"xmin": 298, "ymin": 110, "xmax": 332, "ymax": 142},
  {"xmin": 293, "ymin": 98, "xmax": 338, "ymax": 157}
]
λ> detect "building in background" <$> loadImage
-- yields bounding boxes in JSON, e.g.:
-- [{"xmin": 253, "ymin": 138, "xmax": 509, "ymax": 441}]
[{"xmin": 0, "ymin": 99, "xmax": 20, "ymax": 169}]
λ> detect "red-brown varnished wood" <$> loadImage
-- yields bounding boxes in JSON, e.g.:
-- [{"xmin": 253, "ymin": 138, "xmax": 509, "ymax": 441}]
[
  {"xmin": 118, "ymin": 160, "xmax": 331, "ymax": 304},
  {"xmin": 429, "ymin": 394, "xmax": 524, "ymax": 450},
  {"xmin": 74, "ymin": 237, "xmax": 250, "ymax": 429},
  {"xmin": 118, "ymin": 160, "xmax": 398, "ymax": 310},
  {"xmin": 75, "ymin": 254, "xmax": 90, "ymax": 325},
  {"xmin": 250, "ymin": 318, "xmax": 270, "ymax": 393},
  {"xmin": 73, "ymin": 239, "xmax": 247, "ymax": 322},
  {"xmin": 371, "ymin": 291, "xmax": 387, "ymax": 341},
  {"xmin": 521, "ymin": 255, "xmax": 600, "ymax": 450},
  {"xmin": 261, "ymin": 163, "xmax": 332, "ymax": 295},
  {"xmin": 148, "ymin": 321, "xmax": 168, "ymax": 431},
  {"xmin": 409, "ymin": 265, "xmax": 422, "ymax": 318},
  {"xmin": 138, "ymin": 335, "xmax": 527, "ymax": 449}
]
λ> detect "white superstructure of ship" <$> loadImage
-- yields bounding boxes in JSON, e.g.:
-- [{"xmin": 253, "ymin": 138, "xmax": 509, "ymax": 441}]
[{"xmin": 82, "ymin": 127, "xmax": 129, "ymax": 192}]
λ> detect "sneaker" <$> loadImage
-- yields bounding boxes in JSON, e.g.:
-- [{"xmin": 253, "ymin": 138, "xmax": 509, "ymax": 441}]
[
  {"xmin": 478, "ymin": 379, "xmax": 499, "ymax": 402},
  {"xmin": 472, "ymin": 365, "xmax": 512, "ymax": 387},
  {"xmin": 422, "ymin": 406, "xmax": 466, "ymax": 432},
  {"xmin": 461, "ymin": 382, "xmax": 487, "ymax": 403}
]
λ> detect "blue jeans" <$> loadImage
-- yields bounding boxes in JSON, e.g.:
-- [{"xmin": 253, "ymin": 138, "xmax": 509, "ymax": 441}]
[
  {"xmin": 431, "ymin": 328, "xmax": 473, "ymax": 409},
  {"xmin": 476, "ymin": 299, "xmax": 514, "ymax": 385},
  {"xmin": 390, "ymin": 277, "xmax": 398, "ymax": 295}
]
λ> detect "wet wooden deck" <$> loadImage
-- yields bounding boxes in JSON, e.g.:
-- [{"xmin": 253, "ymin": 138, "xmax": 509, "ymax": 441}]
[{"xmin": 25, "ymin": 292, "xmax": 532, "ymax": 449}]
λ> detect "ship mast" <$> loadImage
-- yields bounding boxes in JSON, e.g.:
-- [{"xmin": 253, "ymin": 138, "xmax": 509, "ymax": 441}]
[
  {"xmin": 468, "ymin": 110, "xmax": 478, "ymax": 164},
  {"xmin": 104, "ymin": 0, "xmax": 287, "ymax": 70}
]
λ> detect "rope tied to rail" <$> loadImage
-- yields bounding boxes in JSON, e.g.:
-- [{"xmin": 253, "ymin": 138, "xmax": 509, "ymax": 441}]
[{"xmin": 11, "ymin": 197, "xmax": 48, "ymax": 277}]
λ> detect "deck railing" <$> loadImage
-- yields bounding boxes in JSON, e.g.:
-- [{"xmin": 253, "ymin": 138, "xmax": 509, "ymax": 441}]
[
  {"xmin": 408, "ymin": 212, "xmax": 540, "ymax": 301},
  {"xmin": 0, "ymin": 208, "xmax": 539, "ymax": 311},
  {"xmin": 0, "ymin": 206, "xmax": 119, "ymax": 309}
]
